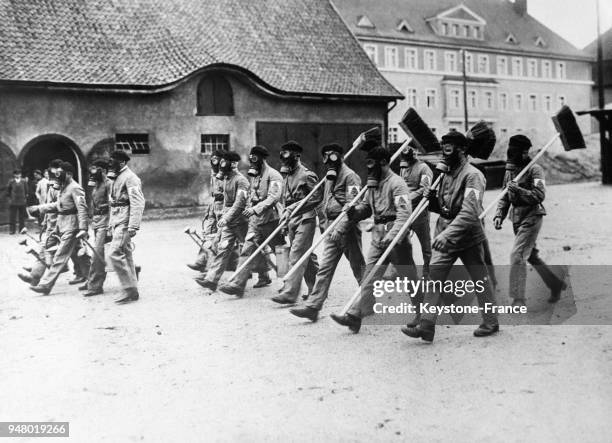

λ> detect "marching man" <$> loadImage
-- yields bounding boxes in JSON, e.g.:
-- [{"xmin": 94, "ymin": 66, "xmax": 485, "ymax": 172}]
[
  {"xmin": 107, "ymin": 150, "xmax": 145, "ymax": 304},
  {"xmin": 289, "ymin": 143, "xmax": 364, "ymax": 322},
  {"xmin": 219, "ymin": 145, "xmax": 283, "ymax": 297},
  {"xmin": 494, "ymin": 134, "xmax": 567, "ymax": 305}
]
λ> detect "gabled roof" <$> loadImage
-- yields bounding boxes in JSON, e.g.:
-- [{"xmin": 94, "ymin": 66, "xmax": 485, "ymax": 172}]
[
  {"xmin": 430, "ymin": 4, "xmax": 486, "ymax": 24},
  {"xmin": 0, "ymin": 0, "xmax": 401, "ymax": 99},
  {"xmin": 333, "ymin": 0, "xmax": 590, "ymax": 60},
  {"xmin": 584, "ymin": 26, "xmax": 612, "ymax": 60}
]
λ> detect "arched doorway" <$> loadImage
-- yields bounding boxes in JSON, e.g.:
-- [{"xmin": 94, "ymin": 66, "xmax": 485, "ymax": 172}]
[
  {"xmin": 20, "ymin": 134, "xmax": 85, "ymax": 185},
  {"xmin": 87, "ymin": 137, "xmax": 115, "ymax": 164},
  {"xmin": 0, "ymin": 142, "xmax": 17, "ymax": 225}
]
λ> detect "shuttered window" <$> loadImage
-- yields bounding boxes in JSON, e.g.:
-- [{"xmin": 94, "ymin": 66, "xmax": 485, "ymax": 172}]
[{"xmin": 197, "ymin": 74, "xmax": 234, "ymax": 116}]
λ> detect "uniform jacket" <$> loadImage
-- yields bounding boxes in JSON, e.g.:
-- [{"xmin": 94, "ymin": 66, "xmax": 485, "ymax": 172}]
[
  {"xmin": 429, "ymin": 158, "xmax": 486, "ymax": 252},
  {"xmin": 36, "ymin": 178, "xmax": 49, "ymax": 204},
  {"xmin": 247, "ymin": 162, "xmax": 283, "ymax": 225},
  {"xmin": 495, "ymin": 164, "xmax": 546, "ymax": 224},
  {"xmin": 109, "ymin": 166, "xmax": 145, "ymax": 231},
  {"xmin": 283, "ymin": 163, "xmax": 323, "ymax": 222},
  {"xmin": 42, "ymin": 187, "xmax": 59, "ymax": 234},
  {"xmin": 38, "ymin": 179, "xmax": 88, "ymax": 233},
  {"xmin": 90, "ymin": 179, "xmax": 112, "ymax": 230},
  {"xmin": 7, "ymin": 178, "xmax": 28, "ymax": 206},
  {"xmin": 220, "ymin": 170, "xmax": 249, "ymax": 227},
  {"xmin": 323, "ymin": 164, "xmax": 361, "ymax": 229},
  {"xmin": 400, "ymin": 160, "xmax": 433, "ymax": 208},
  {"xmin": 341, "ymin": 169, "xmax": 411, "ymax": 243}
]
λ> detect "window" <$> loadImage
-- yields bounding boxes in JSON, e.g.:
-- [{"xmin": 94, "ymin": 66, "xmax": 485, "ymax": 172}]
[
  {"xmin": 441, "ymin": 22, "xmax": 448, "ymax": 35},
  {"xmin": 484, "ymin": 91, "xmax": 494, "ymax": 110},
  {"xmin": 385, "ymin": 46, "xmax": 398, "ymax": 68},
  {"xmin": 542, "ymin": 60, "xmax": 552, "ymax": 78},
  {"xmin": 527, "ymin": 59, "xmax": 538, "ymax": 77},
  {"xmin": 406, "ymin": 88, "xmax": 418, "ymax": 107},
  {"xmin": 450, "ymin": 89, "xmax": 461, "ymax": 109},
  {"xmin": 364, "ymin": 44, "xmax": 378, "ymax": 64},
  {"xmin": 464, "ymin": 52, "xmax": 474, "ymax": 74},
  {"xmin": 468, "ymin": 90, "xmax": 477, "ymax": 108},
  {"xmin": 556, "ymin": 61, "xmax": 566, "ymax": 79},
  {"xmin": 528, "ymin": 94, "xmax": 538, "ymax": 111},
  {"xmin": 197, "ymin": 74, "xmax": 234, "ymax": 116},
  {"xmin": 558, "ymin": 95, "xmax": 566, "ymax": 107},
  {"xmin": 115, "ymin": 133, "xmax": 150, "ymax": 154},
  {"xmin": 452, "ymin": 23, "xmax": 459, "ymax": 36},
  {"xmin": 388, "ymin": 127, "xmax": 399, "ymax": 144},
  {"xmin": 499, "ymin": 92, "xmax": 508, "ymax": 111},
  {"xmin": 424, "ymin": 50, "xmax": 436, "ymax": 71},
  {"xmin": 543, "ymin": 94, "xmax": 552, "ymax": 112},
  {"xmin": 462, "ymin": 24, "xmax": 469, "ymax": 37},
  {"xmin": 445, "ymin": 51, "xmax": 458, "ymax": 72},
  {"xmin": 426, "ymin": 89, "xmax": 437, "ymax": 109},
  {"xmin": 477, "ymin": 55, "xmax": 489, "ymax": 74},
  {"xmin": 514, "ymin": 93, "xmax": 523, "ymax": 111},
  {"xmin": 497, "ymin": 56, "xmax": 508, "ymax": 76},
  {"xmin": 473, "ymin": 26, "xmax": 481, "ymax": 39},
  {"xmin": 201, "ymin": 134, "xmax": 229, "ymax": 155},
  {"xmin": 405, "ymin": 48, "xmax": 418, "ymax": 70},
  {"xmin": 512, "ymin": 57, "xmax": 523, "ymax": 77}
]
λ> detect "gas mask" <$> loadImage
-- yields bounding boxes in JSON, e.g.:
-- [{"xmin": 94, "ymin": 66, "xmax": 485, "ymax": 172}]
[
  {"xmin": 210, "ymin": 155, "xmax": 220, "ymax": 175},
  {"xmin": 506, "ymin": 145, "xmax": 530, "ymax": 169},
  {"xmin": 49, "ymin": 174, "xmax": 60, "ymax": 190},
  {"xmin": 248, "ymin": 154, "xmax": 263, "ymax": 177},
  {"xmin": 366, "ymin": 158, "xmax": 384, "ymax": 188},
  {"xmin": 399, "ymin": 147, "xmax": 416, "ymax": 168},
  {"xmin": 107, "ymin": 159, "xmax": 122, "ymax": 180},
  {"xmin": 280, "ymin": 150, "xmax": 298, "ymax": 175},
  {"xmin": 441, "ymin": 143, "xmax": 463, "ymax": 169},
  {"xmin": 216, "ymin": 158, "xmax": 233, "ymax": 180},
  {"xmin": 87, "ymin": 167, "xmax": 103, "ymax": 187},
  {"xmin": 323, "ymin": 151, "xmax": 341, "ymax": 180},
  {"xmin": 52, "ymin": 168, "xmax": 67, "ymax": 187}
]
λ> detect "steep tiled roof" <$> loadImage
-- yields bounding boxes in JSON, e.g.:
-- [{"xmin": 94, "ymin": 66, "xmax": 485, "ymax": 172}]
[
  {"xmin": 584, "ymin": 27, "xmax": 612, "ymax": 60},
  {"xmin": 0, "ymin": 0, "xmax": 401, "ymax": 98},
  {"xmin": 333, "ymin": 0, "xmax": 590, "ymax": 60}
]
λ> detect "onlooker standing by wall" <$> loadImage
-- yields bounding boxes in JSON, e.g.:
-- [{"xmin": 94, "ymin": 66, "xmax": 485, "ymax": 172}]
[
  {"xmin": 28, "ymin": 169, "xmax": 42, "ymax": 206},
  {"xmin": 35, "ymin": 169, "xmax": 50, "ymax": 224},
  {"xmin": 7, "ymin": 169, "xmax": 28, "ymax": 234}
]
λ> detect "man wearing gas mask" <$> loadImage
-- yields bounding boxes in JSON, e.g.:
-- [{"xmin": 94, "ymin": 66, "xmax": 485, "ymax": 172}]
[
  {"xmin": 187, "ymin": 150, "xmax": 226, "ymax": 272},
  {"xmin": 330, "ymin": 146, "xmax": 417, "ymax": 333},
  {"xmin": 270, "ymin": 141, "xmax": 322, "ymax": 305},
  {"xmin": 219, "ymin": 145, "xmax": 283, "ymax": 297},
  {"xmin": 196, "ymin": 150, "xmax": 249, "ymax": 292},
  {"xmin": 28, "ymin": 161, "xmax": 89, "ymax": 296},
  {"xmin": 399, "ymin": 141, "xmax": 433, "ymax": 278},
  {"xmin": 19, "ymin": 159, "xmax": 63, "ymax": 287},
  {"xmin": 289, "ymin": 143, "xmax": 364, "ymax": 322},
  {"xmin": 107, "ymin": 150, "xmax": 146, "ymax": 304},
  {"xmin": 77, "ymin": 158, "xmax": 113, "ymax": 297},
  {"xmin": 402, "ymin": 131, "xmax": 499, "ymax": 342},
  {"xmin": 494, "ymin": 134, "xmax": 566, "ymax": 305}
]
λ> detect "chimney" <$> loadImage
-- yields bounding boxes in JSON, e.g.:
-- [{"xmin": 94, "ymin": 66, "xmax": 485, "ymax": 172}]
[{"xmin": 513, "ymin": 0, "xmax": 527, "ymax": 16}]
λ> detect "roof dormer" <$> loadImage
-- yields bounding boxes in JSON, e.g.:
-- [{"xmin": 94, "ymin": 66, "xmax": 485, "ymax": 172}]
[
  {"xmin": 396, "ymin": 19, "xmax": 414, "ymax": 33},
  {"xmin": 426, "ymin": 4, "xmax": 486, "ymax": 40},
  {"xmin": 535, "ymin": 36, "xmax": 547, "ymax": 47},
  {"xmin": 505, "ymin": 33, "xmax": 519, "ymax": 44},
  {"xmin": 356, "ymin": 15, "xmax": 375, "ymax": 29}
]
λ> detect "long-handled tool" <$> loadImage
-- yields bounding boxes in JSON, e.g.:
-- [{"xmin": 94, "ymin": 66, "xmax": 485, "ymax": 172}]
[
  {"xmin": 183, "ymin": 226, "xmax": 204, "ymax": 249},
  {"xmin": 230, "ymin": 127, "xmax": 382, "ymax": 280},
  {"xmin": 20, "ymin": 227, "xmax": 41, "ymax": 247},
  {"xmin": 76, "ymin": 231, "xmax": 105, "ymax": 263},
  {"xmin": 479, "ymin": 105, "xmax": 586, "ymax": 219},
  {"xmin": 189, "ymin": 228, "xmax": 204, "ymax": 244}
]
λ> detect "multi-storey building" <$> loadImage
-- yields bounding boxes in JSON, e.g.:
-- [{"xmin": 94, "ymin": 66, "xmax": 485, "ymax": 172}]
[{"xmin": 334, "ymin": 0, "xmax": 594, "ymax": 148}]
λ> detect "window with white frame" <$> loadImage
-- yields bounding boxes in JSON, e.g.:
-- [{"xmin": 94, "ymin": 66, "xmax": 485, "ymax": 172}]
[
  {"xmin": 384, "ymin": 46, "xmax": 398, "ymax": 69},
  {"xmin": 450, "ymin": 89, "xmax": 461, "ymax": 109},
  {"xmin": 406, "ymin": 88, "xmax": 418, "ymax": 107},
  {"xmin": 556, "ymin": 61, "xmax": 566, "ymax": 79},
  {"xmin": 542, "ymin": 60, "xmax": 552, "ymax": 78},
  {"xmin": 388, "ymin": 127, "xmax": 399, "ymax": 144},
  {"xmin": 462, "ymin": 24, "xmax": 469, "ymax": 38},
  {"xmin": 543, "ymin": 94, "xmax": 552, "ymax": 112},
  {"xmin": 405, "ymin": 48, "xmax": 418, "ymax": 70},
  {"xmin": 468, "ymin": 90, "xmax": 477, "ymax": 108},
  {"xmin": 497, "ymin": 56, "xmax": 508, "ymax": 75},
  {"xmin": 473, "ymin": 26, "xmax": 481, "ymax": 39},
  {"xmin": 445, "ymin": 51, "xmax": 458, "ymax": 72},
  {"xmin": 477, "ymin": 54, "xmax": 489, "ymax": 74},
  {"xmin": 527, "ymin": 59, "xmax": 538, "ymax": 77},
  {"xmin": 363, "ymin": 44, "xmax": 378, "ymax": 64},
  {"xmin": 426, "ymin": 89, "xmax": 437, "ymax": 109},
  {"xmin": 464, "ymin": 52, "xmax": 474, "ymax": 74},
  {"xmin": 499, "ymin": 92, "xmax": 508, "ymax": 110},
  {"xmin": 201, "ymin": 134, "xmax": 229, "ymax": 155},
  {"xmin": 514, "ymin": 93, "xmax": 523, "ymax": 111},
  {"xmin": 452, "ymin": 23, "xmax": 459, "ymax": 36},
  {"xmin": 484, "ymin": 91, "xmax": 494, "ymax": 110},
  {"xmin": 116, "ymin": 133, "xmax": 150, "ymax": 154},
  {"xmin": 528, "ymin": 94, "xmax": 538, "ymax": 111},
  {"xmin": 424, "ymin": 50, "xmax": 436, "ymax": 71},
  {"xmin": 558, "ymin": 95, "xmax": 566, "ymax": 107},
  {"xmin": 441, "ymin": 22, "xmax": 448, "ymax": 36},
  {"xmin": 512, "ymin": 57, "xmax": 523, "ymax": 76}
]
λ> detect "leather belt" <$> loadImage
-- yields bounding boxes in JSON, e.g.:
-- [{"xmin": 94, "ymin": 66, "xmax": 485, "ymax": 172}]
[
  {"xmin": 374, "ymin": 215, "xmax": 396, "ymax": 224},
  {"xmin": 110, "ymin": 201, "xmax": 129, "ymax": 207},
  {"xmin": 93, "ymin": 208, "xmax": 109, "ymax": 215},
  {"xmin": 58, "ymin": 208, "xmax": 77, "ymax": 215}
]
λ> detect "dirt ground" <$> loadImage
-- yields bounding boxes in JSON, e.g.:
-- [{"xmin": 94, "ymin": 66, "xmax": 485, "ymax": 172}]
[{"xmin": 1, "ymin": 181, "xmax": 611, "ymax": 442}]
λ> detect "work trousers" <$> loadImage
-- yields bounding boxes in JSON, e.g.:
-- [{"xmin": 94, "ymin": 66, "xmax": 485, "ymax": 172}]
[
  {"xmin": 204, "ymin": 223, "xmax": 248, "ymax": 284},
  {"xmin": 38, "ymin": 230, "xmax": 78, "ymax": 290},
  {"xmin": 278, "ymin": 217, "xmax": 318, "ymax": 302},
  {"xmin": 86, "ymin": 227, "xmax": 107, "ymax": 291},
  {"xmin": 109, "ymin": 225, "xmax": 137, "ymax": 291}
]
